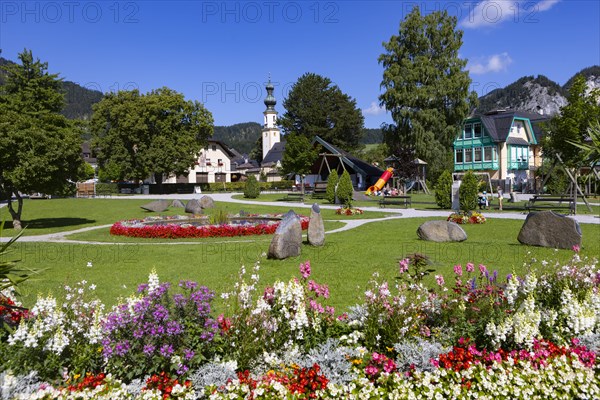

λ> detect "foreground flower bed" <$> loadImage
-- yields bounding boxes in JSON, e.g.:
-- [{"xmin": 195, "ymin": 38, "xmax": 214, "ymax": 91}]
[
  {"xmin": 1, "ymin": 254, "xmax": 599, "ymax": 399},
  {"xmin": 110, "ymin": 214, "xmax": 309, "ymax": 239},
  {"xmin": 335, "ymin": 207, "xmax": 364, "ymax": 216}
]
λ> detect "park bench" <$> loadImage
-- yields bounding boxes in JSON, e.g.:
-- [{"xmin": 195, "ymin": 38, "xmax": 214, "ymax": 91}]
[
  {"xmin": 525, "ymin": 195, "xmax": 575, "ymax": 214},
  {"xmin": 311, "ymin": 182, "xmax": 328, "ymax": 199},
  {"xmin": 281, "ymin": 192, "xmax": 304, "ymax": 202},
  {"xmin": 76, "ymin": 182, "xmax": 95, "ymax": 198},
  {"xmin": 379, "ymin": 195, "xmax": 412, "ymax": 208}
]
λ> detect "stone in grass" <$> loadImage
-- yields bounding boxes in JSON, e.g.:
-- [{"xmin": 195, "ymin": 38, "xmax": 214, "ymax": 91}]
[
  {"xmin": 417, "ymin": 220, "xmax": 467, "ymax": 242},
  {"xmin": 200, "ymin": 195, "xmax": 215, "ymax": 209},
  {"xmin": 517, "ymin": 211, "xmax": 582, "ymax": 250},
  {"xmin": 268, "ymin": 210, "xmax": 302, "ymax": 259},
  {"xmin": 308, "ymin": 203, "xmax": 325, "ymax": 246},
  {"xmin": 185, "ymin": 198, "xmax": 203, "ymax": 215},
  {"xmin": 140, "ymin": 200, "xmax": 170, "ymax": 213},
  {"xmin": 171, "ymin": 199, "xmax": 186, "ymax": 208}
]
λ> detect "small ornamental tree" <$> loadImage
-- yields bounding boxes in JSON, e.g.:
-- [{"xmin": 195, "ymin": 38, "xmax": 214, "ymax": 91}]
[
  {"xmin": 459, "ymin": 170, "xmax": 479, "ymax": 212},
  {"xmin": 326, "ymin": 171, "xmax": 339, "ymax": 204},
  {"xmin": 435, "ymin": 170, "xmax": 453, "ymax": 209},
  {"xmin": 243, "ymin": 175, "xmax": 260, "ymax": 199},
  {"xmin": 337, "ymin": 170, "xmax": 354, "ymax": 208}
]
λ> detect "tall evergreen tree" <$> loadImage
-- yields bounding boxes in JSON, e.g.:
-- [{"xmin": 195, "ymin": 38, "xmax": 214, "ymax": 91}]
[
  {"xmin": 279, "ymin": 73, "xmax": 364, "ymax": 151},
  {"xmin": 0, "ymin": 50, "xmax": 84, "ymax": 230},
  {"xmin": 379, "ymin": 7, "xmax": 477, "ymax": 179}
]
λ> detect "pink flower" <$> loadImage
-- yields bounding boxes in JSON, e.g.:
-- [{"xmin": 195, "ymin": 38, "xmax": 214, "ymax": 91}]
[
  {"xmin": 365, "ymin": 365, "xmax": 379, "ymax": 377},
  {"xmin": 300, "ymin": 261, "xmax": 311, "ymax": 279},
  {"xmin": 399, "ymin": 258, "xmax": 409, "ymax": 273},
  {"xmin": 383, "ymin": 358, "xmax": 396, "ymax": 373},
  {"xmin": 478, "ymin": 264, "xmax": 487, "ymax": 274},
  {"xmin": 453, "ymin": 264, "xmax": 463, "ymax": 276},
  {"xmin": 572, "ymin": 244, "xmax": 580, "ymax": 253},
  {"xmin": 326, "ymin": 306, "xmax": 335, "ymax": 316},
  {"xmin": 466, "ymin": 262, "xmax": 474, "ymax": 273},
  {"xmin": 435, "ymin": 275, "xmax": 445, "ymax": 287}
]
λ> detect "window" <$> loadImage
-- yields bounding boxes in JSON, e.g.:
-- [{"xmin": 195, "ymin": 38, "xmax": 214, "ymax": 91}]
[
  {"xmin": 205, "ymin": 158, "xmax": 211, "ymax": 166},
  {"xmin": 196, "ymin": 172, "xmax": 209, "ymax": 183},
  {"xmin": 474, "ymin": 147, "xmax": 482, "ymax": 162},
  {"xmin": 464, "ymin": 124, "xmax": 472, "ymax": 139},
  {"xmin": 218, "ymin": 159, "xmax": 223, "ymax": 166},
  {"xmin": 473, "ymin": 123, "xmax": 482, "ymax": 138},
  {"xmin": 212, "ymin": 144, "xmax": 217, "ymax": 151},
  {"xmin": 455, "ymin": 149, "xmax": 463, "ymax": 163},
  {"xmin": 484, "ymin": 147, "xmax": 493, "ymax": 161},
  {"xmin": 464, "ymin": 148, "xmax": 473, "ymax": 162}
]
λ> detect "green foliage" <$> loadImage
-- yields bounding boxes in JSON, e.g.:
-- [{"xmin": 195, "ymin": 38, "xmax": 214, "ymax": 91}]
[
  {"xmin": 281, "ymin": 133, "xmax": 318, "ymax": 178},
  {"xmin": 336, "ymin": 170, "xmax": 354, "ymax": 208},
  {"xmin": 81, "ymin": 163, "xmax": 95, "ymax": 180},
  {"xmin": 379, "ymin": 7, "xmax": 477, "ymax": 180},
  {"xmin": 434, "ymin": 170, "xmax": 453, "ymax": 209},
  {"xmin": 91, "ymin": 87, "xmax": 214, "ymax": 183},
  {"xmin": 326, "ymin": 171, "xmax": 339, "ymax": 204},
  {"xmin": 0, "ymin": 49, "xmax": 85, "ymax": 230},
  {"xmin": 567, "ymin": 120, "xmax": 600, "ymax": 166},
  {"xmin": 543, "ymin": 75, "xmax": 600, "ymax": 167},
  {"xmin": 459, "ymin": 171, "xmax": 479, "ymax": 212},
  {"xmin": 355, "ymin": 143, "xmax": 389, "ymax": 169},
  {"xmin": 208, "ymin": 209, "xmax": 229, "ymax": 225},
  {"xmin": 95, "ymin": 182, "xmax": 118, "ymax": 195},
  {"xmin": 243, "ymin": 175, "xmax": 260, "ymax": 199},
  {"xmin": 213, "ymin": 122, "xmax": 261, "ymax": 154},
  {"xmin": 0, "ymin": 222, "xmax": 41, "ymax": 295},
  {"xmin": 279, "ymin": 73, "xmax": 365, "ymax": 152}
]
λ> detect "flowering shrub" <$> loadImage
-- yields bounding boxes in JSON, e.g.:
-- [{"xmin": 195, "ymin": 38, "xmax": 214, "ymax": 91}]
[
  {"xmin": 447, "ymin": 211, "xmax": 486, "ymax": 224},
  {"xmin": 102, "ymin": 271, "xmax": 217, "ymax": 380},
  {"xmin": 335, "ymin": 207, "xmax": 363, "ymax": 216},
  {"xmin": 110, "ymin": 214, "xmax": 309, "ymax": 239}
]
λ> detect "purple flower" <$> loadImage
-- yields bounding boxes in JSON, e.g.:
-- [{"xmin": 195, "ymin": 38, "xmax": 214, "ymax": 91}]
[
  {"xmin": 159, "ymin": 344, "xmax": 174, "ymax": 357},
  {"xmin": 137, "ymin": 283, "xmax": 149, "ymax": 293},
  {"xmin": 179, "ymin": 280, "xmax": 198, "ymax": 290},
  {"xmin": 143, "ymin": 344, "xmax": 156, "ymax": 356},
  {"xmin": 300, "ymin": 261, "xmax": 311, "ymax": 279},
  {"xmin": 183, "ymin": 349, "xmax": 195, "ymax": 360},
  {"xmin": 114, "ymin": 340, "xmax": 130, "ymax": 357}
]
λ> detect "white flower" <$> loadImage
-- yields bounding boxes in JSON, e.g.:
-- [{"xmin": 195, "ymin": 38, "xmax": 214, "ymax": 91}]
[{"xmin": 86, "ymin": 261, "xmax": 93, "ymax": 268}]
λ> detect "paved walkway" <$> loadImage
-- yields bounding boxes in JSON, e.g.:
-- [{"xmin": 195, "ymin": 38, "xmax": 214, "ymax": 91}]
[{"xmin": 0, "ymin": 193, "xmax": 597, "ymax": 245}]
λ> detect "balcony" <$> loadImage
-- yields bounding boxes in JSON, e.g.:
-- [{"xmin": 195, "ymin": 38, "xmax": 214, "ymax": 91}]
[
  {"xmin": 508, "ymin": 161, "xmax": 529, "ymax": 170},
  {"xmin": 454, "ymin": 161, "xmax": 498, "ymax": 171}
]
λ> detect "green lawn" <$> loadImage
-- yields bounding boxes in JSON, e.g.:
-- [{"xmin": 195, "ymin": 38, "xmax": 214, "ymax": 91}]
[
  {"xmin": 9, "ymin": 208, "xmax": 599, "ymax": 314},
  {"xmin": 0, "ymin": 198, "xmax": 389, "ymax": 237}
]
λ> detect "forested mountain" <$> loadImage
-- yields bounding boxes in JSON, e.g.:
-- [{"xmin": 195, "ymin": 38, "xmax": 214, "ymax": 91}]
[
  {"xmin": 212, "ymin": 122, "xmax": 262, "ymax": 154},
  {"xmin": 1, "ymin": 57, "xmax": 104, "ymax": 120},
  {"xmin": 361, "ymin": 128, "xmax": 383, "ymax": 144}
]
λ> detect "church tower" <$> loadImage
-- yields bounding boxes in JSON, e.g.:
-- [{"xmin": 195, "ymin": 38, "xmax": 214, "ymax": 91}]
[{"xmin": 262, "ymin": 77, "xmax": 281, "ymax": 160}]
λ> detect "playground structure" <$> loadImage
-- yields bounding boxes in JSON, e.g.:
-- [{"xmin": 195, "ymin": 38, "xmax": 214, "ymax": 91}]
[{"xmin": 366, "ymin": 167, "xmax": 394, "ymax": 195}]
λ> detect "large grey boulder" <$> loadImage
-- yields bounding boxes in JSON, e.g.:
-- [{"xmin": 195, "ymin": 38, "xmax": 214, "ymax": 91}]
[
  {"xmin": 171, "ymin": 199, "xmax": 186, "ymax": 208},
  {"xmin": 140, "ymin": 200, "xmax": 170, "ymax": 213},
  {"xmin": 417, "ymin": 220, "xmax": 467, "ymax": 242},
  {"xmin": 308, "ymin": 203, "xmax": 325, "ymax": 246},
  {"xmin": 268, "ymin": 210, "xmax": 302, "ymax": 259},
  {"xmin": 185, "ymin": 199, "xmax": 203, "ymax": 215},
  {"xmin": 517, "ymin": 211, "xmax": 582, "ymax": 249},
  {"xmin": 200, "ymin": 195, "xmax": 215, "ymax": 209}
]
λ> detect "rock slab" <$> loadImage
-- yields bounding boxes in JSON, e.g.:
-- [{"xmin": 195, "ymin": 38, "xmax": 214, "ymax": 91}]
[
  {"xmin": 171, "ymin": 199, "xmax": 186, "ymax": 208},
  {"xmin": 200, "ymin": 195, "xmax": 215, "ymax": 209},
  {"xmin": 140, "ymin": 200, "xmax": 170, "ymax": 213},
  {"xmin": 268, "ymin": 210, "xmax": 302, "ymax": 259},
  {"xmin": 517, "ymin": 211, "xmax": 582, "ymax": 250},
  {"xmin": 185, "ymin": 199, "xmax": 203, "ymax": 215},
  {"xmin": 308, "ymin": 203, "xmax": 325, "ymax": 246},
  {"xmin": 417, "ymin": 220, "xmax": 467, "ymax": 242}
]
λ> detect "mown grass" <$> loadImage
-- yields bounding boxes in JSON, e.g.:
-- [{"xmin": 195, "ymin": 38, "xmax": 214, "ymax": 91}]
[
  {"xmin": 11, "ymin": 214, "xmax": 600, "ymax": 314},
  {"xmin": 0, "ymin": 198, "xmax": 389, "ymax": 237}
]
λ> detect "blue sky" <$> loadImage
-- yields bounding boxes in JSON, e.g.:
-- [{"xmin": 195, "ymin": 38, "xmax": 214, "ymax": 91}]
[{"xmin": 1, "ymin": 0, "xmax": 598, "ymax": 128}]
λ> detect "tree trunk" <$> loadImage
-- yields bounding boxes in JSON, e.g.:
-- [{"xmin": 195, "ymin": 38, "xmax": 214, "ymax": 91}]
[{"xmin": 6, "ymin": 192, "xmax": 23, "ymax": 231}]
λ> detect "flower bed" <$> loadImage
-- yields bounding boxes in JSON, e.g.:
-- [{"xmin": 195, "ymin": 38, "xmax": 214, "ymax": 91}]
[
  {"xmin": 110, "ymin": 214, "xmax": 310, "ymax": 239},
  {"xmin": 447, "ymin": 211, "xmax": 486, "ymax": 224},
  {"xmin": 1, "ymin": 253, "xmax": 599, "ymax": 398},
  {"xmin": 335, "ymin": 207, "xmax": 364, "ymax": 216}
]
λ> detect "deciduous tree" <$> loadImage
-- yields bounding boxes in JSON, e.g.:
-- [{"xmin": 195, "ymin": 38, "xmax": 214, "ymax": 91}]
[
  {"xmin": 0, "ymin": 50, "xmax": 84, "ymax": 230},
  {"xmin": 280, "ymin": 133, "xmax": 318, "ymax": 194}
]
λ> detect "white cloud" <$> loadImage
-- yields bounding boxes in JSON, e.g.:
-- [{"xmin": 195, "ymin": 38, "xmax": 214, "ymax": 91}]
[
  {"xmin": 467, "ymin": 52, "xmax": 513, "ymax": 74},
  {"xmin": 363, "ymin": 102, "xmax": 386, "ymax": 116},
  {"xmin": 460, "ymin": 0, "xmax": 561, "ymax": 29}
]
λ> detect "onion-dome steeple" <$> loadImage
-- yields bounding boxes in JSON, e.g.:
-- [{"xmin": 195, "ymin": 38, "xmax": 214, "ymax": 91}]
[{"xmin": 264, "ymin": 77, "xmax": 276, "ymax": 111}]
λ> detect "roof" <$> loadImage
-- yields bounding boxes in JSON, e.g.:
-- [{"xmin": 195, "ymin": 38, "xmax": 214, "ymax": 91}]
[
  {"xmin": 311, "ymin": 136, "xmax": 384, "ymax": 178},
  {"xmin": 505, "ymin": 137, "xmax": 530, "ymax": 146},
  {"xmin": 206, "ymin": 139, "xmax": 237, "ymax": 158},
  {"xmin": 468, "ymin": 110, "xmax": 549, "ymax": 143},
  {"xmin": 261, "ymin": 141, "xmax": 286, "ymax": 167}
]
